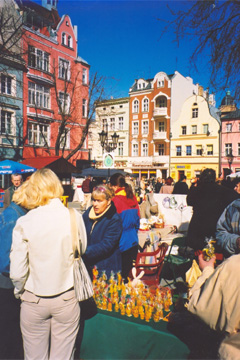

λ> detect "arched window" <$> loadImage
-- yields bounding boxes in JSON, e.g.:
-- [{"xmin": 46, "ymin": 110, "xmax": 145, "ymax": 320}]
[
  {"xmin": 67, "ymin": 35, "xmax": 72, "ymax": 48},
  {"xmin": 143, "ymin": 98, "xmax": 149, "ymax": 112},
  {"xmin": 133, "ymin": 99, "xmax": 139, "ymax": 113},
  {"xmin": 156, "ymin": 96, "xmax": 167, "ymax": 108},
  {"xmin": 62, "ymin": 32, "xmax": 66, "ymax": 45}
]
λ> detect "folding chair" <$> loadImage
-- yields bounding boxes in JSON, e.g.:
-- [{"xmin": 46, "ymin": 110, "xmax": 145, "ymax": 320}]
[
  {"xmin": 129, "ymin": 242, "xmax": 169, "ymax": 287},
  {"xmin": 163, "ymin": 236, "xmax": 192, "ymax": 288}
]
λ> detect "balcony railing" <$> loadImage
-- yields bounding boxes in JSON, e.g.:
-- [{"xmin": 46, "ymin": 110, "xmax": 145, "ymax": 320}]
[
  {"xmin": 152, "ymin": 131, "xmax": 167, "ymax": 140},
  {"xmin": 153, "ymin": 107, "xmax": 167, "ymax": 117},
  {"xmin": 152, "ymin": 155, "xmax": 169, "ymax": 164}
]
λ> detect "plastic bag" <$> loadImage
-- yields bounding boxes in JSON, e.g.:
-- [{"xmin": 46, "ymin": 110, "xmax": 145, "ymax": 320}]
[{"xmin": 185, "ymin": 259, "xmax": 202, "ymax": 288}]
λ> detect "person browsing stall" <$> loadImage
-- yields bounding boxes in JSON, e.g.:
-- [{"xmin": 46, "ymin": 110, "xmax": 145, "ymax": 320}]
[
  {"xmin": 82, "ymin": 184, "xmax": 123, "ymax": 278},
  {"xmin": 10, "ymin": 169, "xmax": 87, "ymax": 360},
  {"xmin": 110, "ymin": 173, "xmax": 140, "ymax": 282}
]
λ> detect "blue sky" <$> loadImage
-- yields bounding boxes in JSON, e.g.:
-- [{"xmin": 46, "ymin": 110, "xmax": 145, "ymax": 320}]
[{"xmin": 56, "ymin": 0, "xmax": 224, "ymax": 106}]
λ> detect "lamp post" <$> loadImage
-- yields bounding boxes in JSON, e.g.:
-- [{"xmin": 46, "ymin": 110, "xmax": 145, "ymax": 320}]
[
  {"xmin": 226, "ymin": 149, "xmax": 234, "ymax": 172},
  {"xmin": 98, "ymin": 123, "xmax": 119, "ymax": 179}
]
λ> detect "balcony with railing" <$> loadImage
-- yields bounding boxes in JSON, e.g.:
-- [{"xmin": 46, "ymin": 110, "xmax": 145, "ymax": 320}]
[
  {"xmin": 152, "ymin": 131, "xmax": 167, "ymax": 141},
  {"xmin": 153, "ymin": 107, "xmax": 167, "ymax": 117},
  {"xmin": 152, "ymin": 155, "xmax": 169, "ymax": 164}
]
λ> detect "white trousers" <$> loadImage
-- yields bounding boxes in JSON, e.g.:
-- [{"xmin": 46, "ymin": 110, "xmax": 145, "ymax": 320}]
[{"xmin": 20, "ymin": 290, "xmax": 80, "ymax": 360}]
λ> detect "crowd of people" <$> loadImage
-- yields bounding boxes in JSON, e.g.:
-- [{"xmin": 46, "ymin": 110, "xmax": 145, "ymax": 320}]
[{"xmin": 0, "ymin": 167, "xmax": 240, "ymax": 359}]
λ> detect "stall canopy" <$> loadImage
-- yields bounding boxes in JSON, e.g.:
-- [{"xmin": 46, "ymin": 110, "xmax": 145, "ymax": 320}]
[
  {"xmin": 21, "ymin": 156, "xmax": 79, "ymax": 174},
  {"xmin": 74, "ymin": 167, "xmax": 135, "ymax": 178},
  {"xmin": 0, "ymin": 160, "xmax": 36, "ymax": 174},
  {"xmin": 227, "ymin": 171, "xmax": 240, "ymax": 178}
]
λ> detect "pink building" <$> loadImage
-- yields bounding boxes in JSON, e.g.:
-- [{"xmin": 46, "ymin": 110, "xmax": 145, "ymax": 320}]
[{"xmin": 220, "ymin": 92, "xmax": 240, "ymax": 177}]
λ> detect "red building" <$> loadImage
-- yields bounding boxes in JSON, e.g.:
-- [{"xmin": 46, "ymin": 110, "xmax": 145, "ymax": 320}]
[{"xmin": 16, "ymin": 0, "xmax": 90, "ymax": 165}]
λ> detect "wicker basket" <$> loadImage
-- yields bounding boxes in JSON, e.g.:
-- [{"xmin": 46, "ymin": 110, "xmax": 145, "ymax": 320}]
[{"xmin": 154, "ymin": 222, "xmax": 164, "ymax": 229}]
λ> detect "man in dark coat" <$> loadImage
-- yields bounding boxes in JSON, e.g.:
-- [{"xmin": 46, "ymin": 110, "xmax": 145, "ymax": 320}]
[
  {"xmin": 186, "ymin": 168, "xmax": 239, "ymax": 252},
  {"xmin": 3, "ymin": 174, "xmax": 22, "ymax": 209},
  {"xmin": 172, "ymin": 175, "xmax": 189, "ymax": 195}
]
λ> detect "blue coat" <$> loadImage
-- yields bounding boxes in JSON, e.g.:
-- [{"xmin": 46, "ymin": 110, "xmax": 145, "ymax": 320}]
[
  {"xmin": 216, "ymin": 199, "xmax": 240, "ymax": 257},
  {"xmin": 0, "ymin": 202, "xmax": 27, "ymax": 289},
  {"xmin": 82, "ymin": 202, "xmax": 122, "ymax": 278}
]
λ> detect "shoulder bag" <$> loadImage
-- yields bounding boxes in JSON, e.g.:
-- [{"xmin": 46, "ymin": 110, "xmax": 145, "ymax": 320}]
[{"xmin": 69, "ymin": 209, "xmax": 97, "ymax": 320}]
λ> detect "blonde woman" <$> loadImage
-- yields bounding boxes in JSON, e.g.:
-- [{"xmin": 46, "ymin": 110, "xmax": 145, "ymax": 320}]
[{"xmin": 10, "ymin": 169, "xmax": 87, "ymax": 360}]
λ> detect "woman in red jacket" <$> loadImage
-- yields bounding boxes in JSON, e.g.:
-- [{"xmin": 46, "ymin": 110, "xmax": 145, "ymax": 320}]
[{"xmin": 110, "ymin": 173, "xmax": 140, "ymax": 281}]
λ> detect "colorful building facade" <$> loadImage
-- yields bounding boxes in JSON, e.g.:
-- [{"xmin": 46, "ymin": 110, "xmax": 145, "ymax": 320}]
[
  {"xmin": 171, "ymin": 95, "xmax": 221, "ymax": 182},
  {"xmin": 16, "ymin": 0, "xmax": 90, "ymax": 165}
]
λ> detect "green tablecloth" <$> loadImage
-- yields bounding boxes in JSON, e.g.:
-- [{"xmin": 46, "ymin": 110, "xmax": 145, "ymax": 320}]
[{"xmin": 80, "ymin": 310, "xmax": 190, "ymax": 359}]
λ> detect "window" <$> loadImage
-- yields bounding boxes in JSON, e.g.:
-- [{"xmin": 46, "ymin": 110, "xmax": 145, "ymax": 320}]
[
  {"xmin": 142, "ymin": 120, "xmax": 148, "ymax": 135},
  {"xmin": 28, "ymin": 82, "xmax": 50, "ymax": 108},
  {"xmin": 59, "ymin": 59, "xmax": 70, "ymax": 80},
  {"xmin": 102, "ymin": 119, "xmax": 107, "ymax": 131},
  {"xmin": 59, "ymin": 92, "xmax": 70, "ymax": 113},
  {"xmin": 186, "ymin": 145, "xmax": 192, "ymax": 156},
  {"xmin": 28, "ymin": 46, "xmax": 49, "ymax": 72},
  {"xmin": 67, "ymin": 35, "xmax": 72, "ymax": 48},
  {"xmin": 133, "ymin": 100, "xmax": 139, "ymax": 113},
  {"xmin": 118, "ymin": 142, "xmax": 123, "ymax": 156},
  {"xmin": 138, "ymin": 83, "xmax": 141, "ymax": 89},
  {"xmin": 110, "ymin": 118, "xmax": 115, "ymax": 130},
  {"xmin": 238, "ymin": 143, "xmax": 240, "ymax": 156},
  {"xmin": 158, "ymin": 80, "xmax": 164, "ymax": 87},
  {"xmin": 182, "ymin": 126, "xmax": 187, "ymax": 135},
  {"xmin": 60, "ymin": 129, "xmax": 70, "ymax": 149},
  {"xmin": 226, "ymin": 123, "xmax": 232, "ymax": 132},
  {"xmin": 1, "ymin": 74, "xmax": 12, "ymax": 95},
  {"xmin": 0, "ymin": 110, "xmax": 13, "ymax": 134},
  {"xmin": 196, "ymin": 145, "xmax": 202, "ymax": 156},
  {"xmin": 207, "ymin": 145, "xmax": 213, "ymax": 155},
  {"xmin": 132, "ymin": 143, "xmax": 138, "ymax": 156},
  {"xmin": 159, "ymin": 121, "xmax": 164, "ymax": 132},
  {"xmin": 82, "ymin": 68, "xmax": 87, "ymax": 85},
  {"xmin": 239, "ymin": 123, "xmax": 240, "ymax": 131},
  {"xmin": 133, "ymin": 121, "xmax": 138, "ymax": 135},
  {"xmin": 143, "ymin": 98, "xmax": 149, "ymax": 112},
  {"xmin": 61, "ymin": 32, "xmax": 66, "ymax": 45},
  {"xmin": 28, "ymin": 123, "xmax": 49, "ymax": 146},
  {"xmin": 176, "ymin": 146, "xmax": 181, "ymax": 156},
  {"xmin": 203, "ymin": 124, "xmax": 209, "ymax": 134},
  {"xmin": 225, "ymin": 143, "xmax": 232, "ymax": 156},
  {"xmin": 158, "ymin": 143, "xmax": 164, "ymax": 156},
  {"xmin": 192, "ymin": 108, "xmax": 198, "ymax": 118},
  {"xmin": 82, "ymin": 99, "xmax": 87, "ymax": 117},
  {"xmin": 142, "ymin": 143, "xmax": 148, "ymax": 156},
  {"xmin": 192, "ymin": 125, "xmax": 197, "ymax": 134},
  {"xmin": 118, "ymin": 117, "xmax": 123, "ymax": 130}
]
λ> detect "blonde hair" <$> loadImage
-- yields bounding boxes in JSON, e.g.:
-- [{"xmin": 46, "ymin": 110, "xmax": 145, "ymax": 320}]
[
  {"xmin": 13, "ymin": 168, "xmax": 63, "ymax": 210},
  {"xmin": 91, "ymin": 184, "xmax": 114, "ymax": 201}
]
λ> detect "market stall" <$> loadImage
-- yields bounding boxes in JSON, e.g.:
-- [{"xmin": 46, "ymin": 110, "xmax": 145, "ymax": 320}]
[{"xmin": 80, "ymin": 309, "xmax": 190, "ymax": 359}]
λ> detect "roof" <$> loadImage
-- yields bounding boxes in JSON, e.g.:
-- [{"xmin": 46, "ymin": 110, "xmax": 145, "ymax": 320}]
[
  {"xmin": 209, "ymin": 105, "xmax": 221, "ymax": 125},
  {"xmin": 22, "ymin": 157, "xmax": 79, "ymax": 174},
  {"xmin": 221, "ymin": 109, "xmax": 240, "ymax": 120},
  {"xmin": 16, "ymin": 0, "xmax": 61, "ymax": 29},
  {"xmin": 221, "ymin": 90, "xmax": 235, "ymax": 106}
]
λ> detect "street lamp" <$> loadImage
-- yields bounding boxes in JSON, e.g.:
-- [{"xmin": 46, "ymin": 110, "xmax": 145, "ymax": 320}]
[
  {"xmin": 98, "ymin": 124, "xmax": 119, "ymax": 153},
  {"xmin": 98, "ymin": 124, "xmax": 119, "ymax": 179},
  {"xmin": 226, "ymin": 149, "xmax": 234, "ymax": 171}
]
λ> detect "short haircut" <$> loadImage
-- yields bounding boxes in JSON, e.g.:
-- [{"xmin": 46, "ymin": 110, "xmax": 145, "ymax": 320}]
[
  {"xmin": 200, "ymin": 168, "xmax": 216, "ymax": 183},
  {"xmin": 11, "ymin": 173, "xmax": 22, "ymax": 179},
  {"xmin": 13, "ymin": 168, "xmax": 63, "ymax": 209},
  {"xmin": 91, "ymin": 184, "xmax": 114, "ymax": 201}
]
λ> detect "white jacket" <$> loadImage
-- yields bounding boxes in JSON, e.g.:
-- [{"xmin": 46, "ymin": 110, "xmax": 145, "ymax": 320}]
[{"xmin": 10, "ymin": 198, "xmax": 87, "ymax": 298}]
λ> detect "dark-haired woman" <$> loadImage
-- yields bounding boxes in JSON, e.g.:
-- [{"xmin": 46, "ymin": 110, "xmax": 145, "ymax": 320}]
[{"xmin": 110, "ymin": 173, "xmax": 140, "ymax": 281}]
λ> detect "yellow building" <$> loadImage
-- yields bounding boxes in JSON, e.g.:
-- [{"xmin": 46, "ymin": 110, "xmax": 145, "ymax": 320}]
[{"xmin": 170, "ymin": 95, "xmax": 221, "ymax": 182}]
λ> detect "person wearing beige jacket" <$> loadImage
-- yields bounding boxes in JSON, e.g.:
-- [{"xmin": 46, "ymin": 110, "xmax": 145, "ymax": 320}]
[
  {"xmin": 188, "ymin": 254, "xmax": 240, "ymax": 359},
  {"xmin": 10, "ymin": 169, "xmax": 87, "ymax": 360}
]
